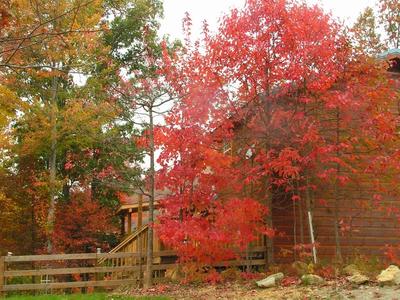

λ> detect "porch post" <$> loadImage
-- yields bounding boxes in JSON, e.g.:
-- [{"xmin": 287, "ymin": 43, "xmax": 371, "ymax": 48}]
[
  {"xmin": 120, "ymin": 215, "xmax": 125, "ymax": 235},
  {"xmin": 127, "ymin": 210, "xmax": 132, "ymax": 234},
  {"xmin": 138, "ymin": 194, "xmax": 143, "ymax": 229}
]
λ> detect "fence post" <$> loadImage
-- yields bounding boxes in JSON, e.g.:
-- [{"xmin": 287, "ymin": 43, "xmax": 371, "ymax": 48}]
[
  {"xmin": 138, "ymin": 243, "xmax": 143, "ymax": 287},
  {"xmin": 0, "ymin": 256, "xmax": 5, "ymax": 297},
  {"xmin": 96, "ymin": 248, "xmax": 101, "ymax": 284}
]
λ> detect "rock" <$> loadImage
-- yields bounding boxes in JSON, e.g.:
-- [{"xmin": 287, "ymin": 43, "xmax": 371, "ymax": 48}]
[
  {"xmin": 376, "ymin": 265, "xmax": 400, "ymax": 285},
  {"xmin": 301, "ymin": 274, "xmax": 325, "ymax": 285},
  {"xmin": 347, "ymin": 273, "xmax": 369, "ymax": 285},
  {"xmin": 343, "ymin": 264, "xmax": 361, "ymax": 276},
  {"xmin": 292, "ymin": 261, "xmax": 309, "ymax": 276},
  {"xmin": 256, "ymin": 272, "xmax": 284, "ymax": 288}
]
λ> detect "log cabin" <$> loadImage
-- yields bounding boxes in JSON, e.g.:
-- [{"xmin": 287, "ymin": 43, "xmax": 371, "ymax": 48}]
[{"xmin": 108, "ymin": 49, "xmax": 400, "ymax": 269}]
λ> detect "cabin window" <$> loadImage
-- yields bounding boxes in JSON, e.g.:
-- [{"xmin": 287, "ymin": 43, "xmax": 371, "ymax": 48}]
[{"xmin": 388, "ymin": 58, "xmax": 400, "ymax": 73}]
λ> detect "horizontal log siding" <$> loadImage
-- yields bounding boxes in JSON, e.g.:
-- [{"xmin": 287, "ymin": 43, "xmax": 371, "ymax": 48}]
[{"xmin": 272, "ymin": 75, "xmax": 400, "ymax": 263}]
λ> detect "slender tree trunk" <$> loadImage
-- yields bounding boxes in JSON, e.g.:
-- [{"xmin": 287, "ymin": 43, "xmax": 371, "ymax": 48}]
[
  {"xmin": 305, "ymin": 176, "xmax": 317, "ymax": 264},
  {"xmin": 31, "ymin": 202, "xmax": 36, "ymax": 253},
  {"xmin": 265, "ymin": 190, "xmax": 274, "ymax": 265},
  {"xmin": 46, "ymin": 76, "xmax": 58, "ymax": 254},
  {"xmin": 138, "ymin": 194, "xmax": 143, "ymax": 285},
  {"xmin": 145, "ymin": 108, "xmax": 155, "ymax": 287},
  {"xmin": 292, "ymin": 192, "xmax": 297, "ymax": 261},
  {"xmin": 299, "ymin": 199, "xmax": 304, "ymax": 245},
  {"xmin": 333, "ymin": 109, "xmax": 342, "ymax": 262}
]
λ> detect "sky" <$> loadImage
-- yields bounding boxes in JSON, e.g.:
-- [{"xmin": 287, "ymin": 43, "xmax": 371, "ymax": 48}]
[{"xmin": 160, "ymin": 0, "xmax": 378, "ymax": 40}]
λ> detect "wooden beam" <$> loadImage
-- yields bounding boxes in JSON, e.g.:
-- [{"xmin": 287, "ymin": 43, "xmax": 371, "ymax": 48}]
[
  {"xmin": 120, "ymin": 215, "xmax": 125, "ymax": 236},
  {"xmin": 4, "ymin": 265, "xmax": 142, "ymax": 277},
  {"xmin": 5, "ymin": 248, "xmax": 265, "ymax": 263},
  {"xmin": 138, "ymin": 194, "xmax": 143, "ymax": 229},
  {"xmin": 127, "ymin": 212, "xmax": 132, "ymax": 234},
  {"xmin": 4, "ymin": 279, "xmax": 137, "ymax": 292},
  {"xmin": 5, "ymin": 252, "xmax": 141, "ymax": 262}
]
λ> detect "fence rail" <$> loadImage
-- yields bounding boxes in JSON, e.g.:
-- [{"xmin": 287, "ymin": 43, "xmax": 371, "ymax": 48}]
[{"xmin": 0, "ymin": 247, "xmax": 266, "ymax": 293}]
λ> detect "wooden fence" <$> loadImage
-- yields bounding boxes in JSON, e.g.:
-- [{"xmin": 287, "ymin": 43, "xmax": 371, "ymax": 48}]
[{"xmin": 0, "ymin": 247, "xmax": 266, "ymax": 294}]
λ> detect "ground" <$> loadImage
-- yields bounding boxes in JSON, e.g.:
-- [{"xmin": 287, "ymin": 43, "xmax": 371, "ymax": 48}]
[
  {"xmin": 1, "ymin": 294, "xmax": 167, "ymax": 300},
  {"xmin": 117, "ymin": 281, "xmax": 400, "ymax": 300},
  {"xmin": 4, "ymin": 282, "xmax": 400, "ymax": 300}
]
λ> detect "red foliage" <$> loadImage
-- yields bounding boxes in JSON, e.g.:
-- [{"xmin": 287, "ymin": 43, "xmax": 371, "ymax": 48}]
[
  {"xmin": 205, "ymin": 269, "xmax": 223, "ymax": 284},
  {"xmin": 156, "ymin": 0, "xmax": 349, "ymax": 267},
  {"xmin": 0, "ymin": 1, "xmax": 10, "ymax": 32},
  {"xmin": 281, "ymin": 276, "xmax": 301, "ymax": 287},
  {"xmin": 385, "ymin": 244, "xmax": 400, "ymax": 265},
  {"xmin": 52, "ymin": 190, "xmax": 117, "ymax": 253},
  {"xmin": 240, "ymin": 272, "xmax": 264, "ymax": 281},
  {"xmin": 156, "ymin": 0, "xmax": 400, "ymax": 270},
  {"xmin": 316, "ymin": 265, "xmax": 336, "ymax": 280}
]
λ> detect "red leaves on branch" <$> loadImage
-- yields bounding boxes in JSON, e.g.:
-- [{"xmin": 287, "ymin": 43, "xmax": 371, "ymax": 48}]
[
  {"xmin": 156, "ymin": 0, "xmax": 400, "ymax": 267},
  {"xmin": 52, "ymin": 190, "xmax": 116, "ymax": 253},
  {"xmin": 155, "ymin": 0, "xmax": 349, "ymax": 266}
]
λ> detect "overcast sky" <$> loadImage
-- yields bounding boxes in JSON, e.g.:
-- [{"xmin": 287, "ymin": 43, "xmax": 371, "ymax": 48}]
[{"xmin": 160, "ymin": 0, "xmax": 378, "ymax": 39}]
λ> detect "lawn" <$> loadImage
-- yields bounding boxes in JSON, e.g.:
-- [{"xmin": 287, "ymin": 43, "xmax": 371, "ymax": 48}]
[{"xmin": 1, "ymin": 294, "xmax": 170, "ymax": 300}]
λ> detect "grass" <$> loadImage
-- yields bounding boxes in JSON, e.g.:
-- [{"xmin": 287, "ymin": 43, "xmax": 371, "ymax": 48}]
[{"xmin": 2, "ymin": 294, "xmax": 170, "ymax": 300}]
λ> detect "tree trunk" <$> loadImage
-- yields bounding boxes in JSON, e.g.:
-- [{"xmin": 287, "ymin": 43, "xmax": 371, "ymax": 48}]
[
  {"xmin": 299, "ymin": 198, "xmax": 304, "ymax": 245},
  {"xmin": 144, "ymin": 108, "xmax": 155, "ymax": 288},
  {"xmin": 138, "ymin": 193, "xmax": 143, "ymax": 285},
  {"xmin": 265, "ymin": 192, "xmax": 274, "ymax": 265},
  {"xmin": 46, "ymin": 76, "xmax": 58, "ymax": 254},
  {"xmin": 305, "ymin": 176, "xmax": 317, "ymax": 264},
  {"xmin": 333, "ymin": 109, "xmax": 342, "ymax": 262}
]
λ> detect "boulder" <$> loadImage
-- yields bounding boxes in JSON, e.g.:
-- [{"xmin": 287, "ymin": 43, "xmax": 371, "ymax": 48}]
[
  {"xmin": 376, "ymin": 265, "xmax": 400, "ymax": 285},
  {"xmin": 343, "ymin": 264, "xmax": 361, "ymax": 276},
  {"xmin": 347, "ymin": 273, "xmax": 369, "ymax": 285},
  {"xmin": 256, "ymin": 272, "xmax": 284, "ymax": 288},
  {"xmin": 292, "ymin": 261, "xmax": 309, "ymax": 276},
  {"xmin": 301, "ymin": 274, "xmax": 325, "ymax": 285}
]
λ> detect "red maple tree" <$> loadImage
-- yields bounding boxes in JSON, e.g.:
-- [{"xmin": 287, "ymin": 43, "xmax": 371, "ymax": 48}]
[{"xmin": 156, "ymin": 0, "xmax": 400, "ymax": 266}]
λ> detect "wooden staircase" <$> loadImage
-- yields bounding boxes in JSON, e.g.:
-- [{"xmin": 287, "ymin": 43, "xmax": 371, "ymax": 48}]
[
  {"xmin": 111, "ymin": 225, "xmax": 149, "ymax": 254},
  {"xmin": 99, "ymin": 224, "xmax": 166, "ymax": 281},
  {"xmin": 99, "ymin": 225, "xmax": 148, "ymax": 264},
  {"xmin": 98, "ymin": 225, "xmax": 148, "ymax": 281}
]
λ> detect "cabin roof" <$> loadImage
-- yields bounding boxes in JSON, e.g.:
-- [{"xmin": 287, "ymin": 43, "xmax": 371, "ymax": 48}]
[
  {"xmin": 378, "ymin": 48, "xmax": 400, "ymax": 60},
  {"xmin": 117, "ymin": 189, "xmax": 170, "ymax": 214}
]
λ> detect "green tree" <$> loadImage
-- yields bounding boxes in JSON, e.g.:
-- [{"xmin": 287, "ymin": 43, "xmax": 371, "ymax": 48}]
[
  {"xmin": 105, "ymin": 0, "xmax": 180, "ymax": 287},
  {"xmin": 1, "ymin": 0, "xmax": 143, "ymax": 253},
  {"xmin": 352, "ymin": 7, "xmax": 384, "ymax": 55},
  {"xmin": 378, "ymin": 0, "xmax": 400, "ymax": 48}
]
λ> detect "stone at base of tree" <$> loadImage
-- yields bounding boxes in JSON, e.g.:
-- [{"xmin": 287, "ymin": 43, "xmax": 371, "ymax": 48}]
[
  {"xmin": 301, "ymin": 274, "xmax": 325, "ymax": 285},
  {"xmin": 292, "ymin": 261, "xmax": 309, "ymax": 276},
  {"xmin": 376, "ymin": 265, "xmax": 400, "ymax": 285},
  {"xmin": 343, "ymin": 264, "xmax": 361, "ymax": 276},
  {"xmin": 256, "ymin": 272, "xmax": 284, "ymax": 288},
  {"xmin": 347, "ymin": 273, "xmax": 369, "ymax": 285}
]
